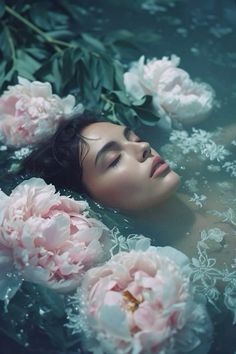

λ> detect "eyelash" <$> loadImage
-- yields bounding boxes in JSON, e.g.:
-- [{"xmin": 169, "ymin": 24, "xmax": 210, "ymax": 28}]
[
  {"xmin": 107, "ymin": 133, "xmax": 142, "ymax": 169},
  {"xmin": 108, "ymin": 155, "xmax": 121, "ymax": 168}
]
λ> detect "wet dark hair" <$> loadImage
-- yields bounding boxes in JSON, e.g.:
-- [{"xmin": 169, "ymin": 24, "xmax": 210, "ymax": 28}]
[{"xmin": 21, "ymin": 112, "xmax": 100, "ymax": 193}]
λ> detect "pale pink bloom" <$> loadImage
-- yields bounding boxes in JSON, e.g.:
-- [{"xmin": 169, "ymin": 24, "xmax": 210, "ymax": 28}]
[
  {"xmin": 0, "ymin": 77, "xmax": 83, "ymax": 147},
  {"xmin": 0, "ymin": 178, "xmax": 107, "ymax": 299},
  {"xmin": 124, "ymin": 55, "xmax": 215, "ymax": 128},
  {"xmin": 71, "ymin": 247, "xmax": 212, "ymax": 354}
]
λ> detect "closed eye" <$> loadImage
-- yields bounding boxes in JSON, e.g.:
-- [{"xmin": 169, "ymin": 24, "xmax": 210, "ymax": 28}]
[{"xmin": 108, "ymin": 155, "xmax": 121, "ymax": 168}]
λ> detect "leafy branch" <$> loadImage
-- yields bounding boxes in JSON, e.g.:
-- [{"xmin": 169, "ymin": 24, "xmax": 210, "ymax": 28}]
[
  {"xmin": 0, "ymin": 1, "xmax": 160, "ymax": 128},
  {"xmin": 5, "ymin": 5, "xmax": 75, "ymax": 53}
]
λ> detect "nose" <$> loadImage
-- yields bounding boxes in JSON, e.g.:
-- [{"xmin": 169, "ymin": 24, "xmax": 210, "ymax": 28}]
[{"xmin": 126, "ymin": 140, "xmax": 152, "ymax": 162}]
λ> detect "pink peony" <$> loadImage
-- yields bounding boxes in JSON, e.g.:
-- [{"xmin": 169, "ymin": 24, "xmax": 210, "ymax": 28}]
[
  {"xmin": 124, "ymin": 55, "xmax": 215, "ymax": 128},
  {"xmin": 0, "ymin": 178, "xmax": 108, "ymax": 300},
  {"xmin": 0, "ymin": 77, "xmax": 84, "ymax": 147},
  {"xmin": 68, "ymin": 247, "xmax": 212, "ymax": 354}
]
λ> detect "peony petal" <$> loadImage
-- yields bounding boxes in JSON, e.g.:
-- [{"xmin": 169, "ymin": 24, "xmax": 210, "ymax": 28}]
[
  {"xmin": 18, "ymin": 76, "xmax": 31, "ymax": 89},
  {"xmin": 0, "ymin": 78, "xmax": 82, "ymax": 146},
  {"xmin": 156, "ymin": 246, "xmax": 190, "ymax": 270},
  {"xmin": 61, "ymin": 94, "xmax": 76, "ymax": 114},
  {"xmin": 0, "ymin": 190, "xmax": 8, "ymax": 223},
  {"xmin": 59, "ymin": 196, "xmax": 88, "ymax": 213},
  {"xmin": 104, "ymin": 290, "xmax": 122, "ymax": 306},
  {"xmin": 41, "ymin": 213, "xmax": 70, "ymax": 249},
  {"xmin": 133, "ymin": 303, "xmax": 156, "ymax": 330},
  {"xmin": 100, "ymin": 305, "xmax": 130, "ymax": 339},
  {"xmin": 30, "ymin": 81, "xmax": 52, "ymax": 98},
  {"xmin": 0, "ymin": 177, "xmax": 108, "ymax": 294},
  {"xmin": 68, "ymin": 103, "xmax": 84, "ymax": 117},
  {"xmin": 123, "ymin": 72, "xmax": 147, "ymax": 100},
  {"xmin": 22, "ymin": 264, "xmax": 51, "ymax": 283}
]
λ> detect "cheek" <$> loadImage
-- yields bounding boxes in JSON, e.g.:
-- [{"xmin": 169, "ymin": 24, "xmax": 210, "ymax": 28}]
[{"xmin": 86, "ymin": 169, "xmax": 142, "ymax": 207}]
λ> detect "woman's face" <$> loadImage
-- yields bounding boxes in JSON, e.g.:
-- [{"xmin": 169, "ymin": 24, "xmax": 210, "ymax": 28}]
[{"xmin": 80, "ymin": 122, "xmax": 180, "ymax": 211}]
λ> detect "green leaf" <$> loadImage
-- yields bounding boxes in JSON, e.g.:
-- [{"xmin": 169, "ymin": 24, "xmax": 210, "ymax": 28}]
[
  {"xmin": 98, "ymin": 56, "xmax": 114, "ymax": 90},
  {"xmin": 29, "ymin": 3, "xmax": 68, "ymax": 30},
  {"xmin": 130, "ymin": 96, "xmax": 148, "ymax": 106},
  {"xmin": 62, "ymin": 48, "xmax": 75, "ymax": 87},
  {"xmin": 2, "ymin": 66, "xmax": 18, "ymax": 89},
  {"xmin": 58, "ymin": 0, "xmax": 89, "ymax": 22},
  {"xmin": 89, "ymin": 54, "xmax": 100, "ymax": 88},
  {"xmin": 0, "ymin": 61, "xmax": 7, "ymax": 85},
  {"xmin": 75, "ymin": 58, "xmax": 97, "ymax": 104},
  {"xmin": 46, "ymin": 29, "xmax": 74, "ymax": 40},
  {"xmin": 69, "ymin": 47, "xmax": 83, "ymax": 63},
  {"xmin": 113, "ymin": 103, "xmax": 138, "ymax": 127},
  {"xmin": 133, "ymin": 106, "xmax": 160, "ymax": 126},
  {"xmin": 35, "ymin": 60, "xmax": 53, "ymax": 80},
  {"xmin": 113, "ymin": 59, "xmax": 125, "ymax": 90},
  {"xmin": 81, "ymin": 32, "xmax": 106, "ymax": 52},
  {"xmin": 0, "ymin": 1, "xmax": 5, "ymax": 18},
  {"xmin": 0, "ymin": 26, "xmax": 12, "ymax": 59},
  {"xmin": 52, "ymin": 57, "xmax": 62, "ymax": 93},
  {"xmin": 25, "ymin": 47, "xmax": 48, "ymax": 61},
  {"xmin": 108, "ymin": 90, "xmax": 131, "ymax": 105},
  {"xmin": 15, "ymin": 49, "xmax": 41, "ymax": 79},
  {"xmin": 104, "ymin": 29, "xmax": 134, "ymax": 44}
]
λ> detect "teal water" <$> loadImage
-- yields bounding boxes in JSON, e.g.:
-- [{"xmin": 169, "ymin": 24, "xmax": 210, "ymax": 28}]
[{"xmin": 1, "ymin": 1, "xmax": 236, "ymax": 353}]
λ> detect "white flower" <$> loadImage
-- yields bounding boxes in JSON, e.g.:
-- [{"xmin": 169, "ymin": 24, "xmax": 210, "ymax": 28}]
[
  {"xmin": 124, "ymin": 55, "xmax": 215, "ymax": 128},
  {"xmin": 0, "ymin": 178, "xmax": 108, "ymax": 300},
  {"xmin": 67, "ymin": 246, "xmax": 212, "ymax": 354},
  {"xmin": 0, "ymin": 77, "xmax": 84, "ymax": 147}
]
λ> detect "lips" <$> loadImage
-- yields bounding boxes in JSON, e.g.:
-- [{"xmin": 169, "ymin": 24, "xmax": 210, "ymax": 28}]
[{"xmin": 150, "ymin": 155, "xmax": 169, "ymax": 178}]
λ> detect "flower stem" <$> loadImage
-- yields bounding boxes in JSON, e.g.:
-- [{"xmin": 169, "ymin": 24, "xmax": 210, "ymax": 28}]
[{"xmin": 5, "ymin": 5, "xmax": 76, "ymax": 53}]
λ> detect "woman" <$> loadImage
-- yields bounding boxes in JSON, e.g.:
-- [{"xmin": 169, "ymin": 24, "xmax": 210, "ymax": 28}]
[
  {"xmin": 21, "ymin": 112, "xmax": 236, "ymax": 354},
  {"xmin": 22, "ymin": 113, "xmax": 236, "ymax": 274}
]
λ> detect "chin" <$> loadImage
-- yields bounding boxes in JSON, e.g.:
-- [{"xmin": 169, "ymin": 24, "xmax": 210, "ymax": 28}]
[
  {"xmin": 170, "ymin": 170, "xmax": 181, "ymax": 190},
  {"xmin": 152, "ymin": 171, "xmax": 181, "ymax": 207}
]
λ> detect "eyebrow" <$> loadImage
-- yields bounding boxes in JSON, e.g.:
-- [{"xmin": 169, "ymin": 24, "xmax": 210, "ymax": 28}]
[{"xmin": 95, "ymin": 127, "xmax": 131, "ymax": 166}]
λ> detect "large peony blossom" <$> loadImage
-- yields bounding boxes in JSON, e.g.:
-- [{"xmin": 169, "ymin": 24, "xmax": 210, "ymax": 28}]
[
  {"xmin": 0, "ymin": 178, "xmax": 107, "ymax": 300},
  {"xmin": 124, "ymin": 55, "xmax": 215, "ymax": 128},
  {"xmin": 68, "ymin": 246, "xmax": 212, "ymax": 354},
  {"xmin": 0, "ymin": 77, "xmax": 83, "ymax": 147}
]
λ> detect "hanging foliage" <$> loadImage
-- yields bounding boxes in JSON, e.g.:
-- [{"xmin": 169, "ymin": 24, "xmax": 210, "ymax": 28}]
[{"xmin": 0, "ymin": 0, "xmax": 160, "ymax": 129}]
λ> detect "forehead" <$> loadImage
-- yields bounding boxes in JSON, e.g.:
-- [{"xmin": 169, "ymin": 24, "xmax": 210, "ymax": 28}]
[
  {"xmin": 81, "ymin": 122, "xmax": 123, "ymax": 140},
  {"xmin": 80, "ymin": 122, "xmax": 123, "ymax": 164}
]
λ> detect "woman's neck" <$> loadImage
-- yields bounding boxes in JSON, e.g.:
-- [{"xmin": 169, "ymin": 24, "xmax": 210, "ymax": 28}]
[{"xmin": 129, "ymin": 193, "xmax": 196, "ymax": 245}]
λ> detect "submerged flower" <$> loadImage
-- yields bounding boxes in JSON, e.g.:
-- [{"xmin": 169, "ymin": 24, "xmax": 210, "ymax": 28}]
[
  {"xmin": 0, "ymin": 77, "xmax": 83, "ymax": 147},
  {"xmin": 68, "ymin": 246, "xmax": 212, "ymax": 354},
  {"xmin": 0, "ymin": 178, "xmax": 107, "ymax": 299},
  {"xmin": 124, "ymin": 55, "xmax": 214, "ymax": 128}
]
